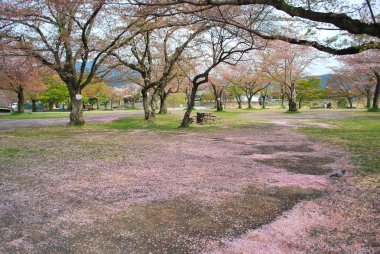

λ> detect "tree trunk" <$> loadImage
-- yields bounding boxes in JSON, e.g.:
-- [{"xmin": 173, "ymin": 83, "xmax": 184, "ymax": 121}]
[
  {"xmin": 110, "ymin": 100, "xmax": 113, "ymax": 110},
  {"xmin": 262, "ymin": 96, "xmax": 266, "ymax": 109},
  {"xmin": 365, "ymin": 90, "xmax": 371, "ymax": 108},
  {"xmin": 150, "ymin": 88, "xmax": 160, "ymax": 119},
  {"xmin": 16, "ymin": 86, "xmax": 25, "ymax": 113},
  {"xmin": 281, "ymin": 95, "xmax": 285, "ymax": 108},
  {"xmin": 372, "ymin": 74, "xmax": 380, "ymax": 109},
  {"xmin": 142, "ymin": 88, "xmax": 154, "ymax": 120},
  {"xmin": 159, "ymin": 88, "xmax": 171, "ymax": 114},
  {"xmin": 48, "ymin": 102, "xmax": 53, "ymax": 111},
  {"xmin": 216, "ymin": 97, "xmax": 223, "ymax": 111},
  {"xmin": 212, "ymin": 85, "xmax": 223, "ymax": 111},
  {"xmin": 32, "ymin": 99, "xmax": 37, "ymax": 112},
  {"xmin": 347, "ymin": 97, "xmax": 353, "ymax": 108},
  {"xmin": 288, "ymin": 82, "xmax": 297, "ymax": 111},
  {"xmin": 180, "ymin": 86, "xmax": 197, "ymax": 128},
  {"xmin": 247, "ymin": 95, "xmax": 253, "ymax": 109},
  {"xmin": 236, "ymin": 97, "xmax": 242, "ymax": 108},
  {"xmin": 96, "ymin": 99, "xmax": 100, "ymax": 110},
  {"xmin": 298, "ymin": 98, "xmax": 302, "ymax": 109},
  {"xmin": 69, "ymin": 89, "xmax": 85, "ymax": 126}
]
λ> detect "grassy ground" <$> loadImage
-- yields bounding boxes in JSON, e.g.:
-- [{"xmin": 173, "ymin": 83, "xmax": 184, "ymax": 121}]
[
  {"xmin": 302, "ymin": 112, "xmax": 380, "ymax": 175},
  {"xmin": 0, "ymin": 110, "xmax": 130, "ymax": 119}
]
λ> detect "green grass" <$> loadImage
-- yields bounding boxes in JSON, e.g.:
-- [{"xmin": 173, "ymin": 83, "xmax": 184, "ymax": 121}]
[
  {"xmin": 0, "ymin": 112, "xmax": 70, "ymax": 119},
  {"xmin": 302, "ymin": 116, "xmax": 380, "ymax": 175},
  {"xmin": 80, "ymin": 109, "xmax": 261, "ymax": 132},
  {"xmin": 0, "ymin": 110, "xmax": 139, "ymax": 119},
  {"xmin": 95, "ymin": 114, "xmax": 183, "ymax": 131}
]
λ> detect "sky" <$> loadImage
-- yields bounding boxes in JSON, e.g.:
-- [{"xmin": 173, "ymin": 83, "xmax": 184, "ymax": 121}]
[{"xmin": 306, "ymin": 56, "xmax": 339, "ymax": 76}]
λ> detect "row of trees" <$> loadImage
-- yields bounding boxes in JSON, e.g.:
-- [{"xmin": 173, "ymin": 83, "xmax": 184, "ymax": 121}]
[
  {"xmin": 0, "ymin": 0, "xmax": 379, "ymax": 126},
  {"xmin": 0, "ymin": 62, "xmax": 140, "ymax": 112}
]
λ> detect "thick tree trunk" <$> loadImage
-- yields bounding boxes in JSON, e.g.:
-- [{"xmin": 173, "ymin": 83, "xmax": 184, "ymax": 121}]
[
  {"xmin": 373, "ymin": 74, "xmax": 380, "ymax": 109},
  {"xmin": 159, "ymin": 89, "xmax": 171, "ymax": 114},
  {"xmin": 110, "ymin": 100, "xmax": 113, "ymax": 110},
  {"xmin": 216, "ymin": 97, "xmax": 223, "ymax": 111},
  {"xmin": 16, "ymin": 86, "xmax": 25, "ymax": 113},
  {"xmin": 365, "ymin": 90, "xmax": 371, "ymax": 108},
  {"xmin": 150, "ymin": 88, "xmax": 160, "ymax": 119},
  {"xmin": 288, "ymin": 82, "xmax": 297, "ymax": 111},
  {"xmin": 32, "ymin": 99, "xmax": 37, "ymax": 112},
  {"xmin": 142, "ymin": 88, "xmax": 154, "ymax": 120},
  {"xmin": 159, "ymin": 99, "xmax": 168, "ymax": 114},
  {"xmin": 347, "ymin": 97, "xmax": 353, "ymax": 108},
  {"xmin": 48, "ymin": 102, "xmax": 53, "ymax": 111},
  {"xmin": 69, "ymin": 89, "xmax": 85, "ymax": 126},
  {"xmin": 96, "ymin": 99, "xmax": 100, "ymax": 110}
]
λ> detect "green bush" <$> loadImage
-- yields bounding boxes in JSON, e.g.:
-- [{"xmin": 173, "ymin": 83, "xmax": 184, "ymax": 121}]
[
  {"xmin": 337, "ymin": 97, "xmax": 348, "ymax": 108},
  {"xmin": 368, "ymin": 107, "xmax": 380, "ymax": 112}
]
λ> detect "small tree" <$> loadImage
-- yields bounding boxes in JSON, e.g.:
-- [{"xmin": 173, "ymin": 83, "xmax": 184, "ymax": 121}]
[
  {"xmin": 209, "ymin": 75, "xmax": 227, "ymax": 111},
  {"xmin": 180, "ymin": 27, "xmax": 261, "ymax": 127},
  {"xmin": 0, "ymin": 54, "xmax": 40, "ymax": 113},
  {"xmin": 228, "ymin": 86, "xmax": 244, "ymax": 108},
  {"xmin": 259, "ymin": 41, "xmax": 318, "ymax": 111},
  {"xmin": 26, "ymin": 68, "xmax": 48, "ymax": 112},
  {"xmin": 39, "ymin": 74, "xmax": 70, "ymax": 110},
  {"xmin": 224, "ymin": 63, "xmax": 269, "ymax": 109},
  {"xmin": 327, "ymin": 74, "xmax": 359, "ymax": 108},
  {"xmin": 82, "ymin": 80, "xmax": 107, "ymax": 110},
  {"xmin": 296, "ymin": 77, "xmax": 323, "ymax": 109}
]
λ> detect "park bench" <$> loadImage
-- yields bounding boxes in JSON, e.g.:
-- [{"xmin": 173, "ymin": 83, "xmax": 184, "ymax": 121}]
[{"xmin": 196, "ymin": 112, "xmax": 223, "ymax": 124}]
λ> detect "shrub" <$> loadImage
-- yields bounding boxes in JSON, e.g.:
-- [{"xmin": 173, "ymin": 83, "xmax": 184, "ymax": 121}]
[{"xmin": 337, "ymin": 97, "xmax": 348, "ymax": 108}]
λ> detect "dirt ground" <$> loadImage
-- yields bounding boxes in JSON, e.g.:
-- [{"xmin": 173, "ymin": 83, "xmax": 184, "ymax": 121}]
[{"xmin": 0, "ymin": 110, "xmax": 378, "ymax": 253}]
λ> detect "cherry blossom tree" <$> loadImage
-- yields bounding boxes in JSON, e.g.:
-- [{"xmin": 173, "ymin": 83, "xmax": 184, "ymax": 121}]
[
  {"xmin": 0, "ymin": 54, "xmax": 39, "ymax": 113},
  {"xmin": 0, "ymin": 0, "xmax": 159, "ymax": 125},
  {"xmin": 259, "ymin": 41, "xmax": 318, "ymax": 111},
  {"xmin": 82, "ymin": 80, "xmax": 107, "ymax": 110},
  {"xmin": 140, "ymin": 0, "xmax": 380, "ymax": 54},
  {"xmin": 26, "ymin": 68, "xmax": 48, "ymax": 112},
  {"xmin": 180, "ymin": 26, "xmax": 263, "ymax": 127},
  {"xmin": 208, "ymin": 74, "xmax": 228, "ymax": 111},
  {"xmin": 327, "ymin": 74, "xmax": 359, "ymax": 108},
  {"xmin": 338, "ymin": 50, "xmax": 380, "ymax": 110},
  {"xmin": 111, "ymin": 21, "xmax": 209, "ymax": 120},
  {"xmin": 223, "ymin": 62, "xmax": 270, "ymax": 109}
]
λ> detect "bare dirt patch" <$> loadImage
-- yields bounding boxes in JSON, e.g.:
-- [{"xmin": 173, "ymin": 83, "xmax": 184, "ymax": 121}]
[
  {"xmin": 19, "ymin": 187, "xmax": 321, "ymax": 254},
  {"xmin": 256, "ymin": 155, "xmax": 336, "ymax": 175},
  {"xmin": 239, "ymin": 144, "xmax": 314, "ymax": 155}
]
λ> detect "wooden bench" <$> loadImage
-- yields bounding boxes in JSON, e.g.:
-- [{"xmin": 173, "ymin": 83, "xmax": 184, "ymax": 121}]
[{"xmin": 196, "ymin": 112, "xmax": 223, "ymax": 124}]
